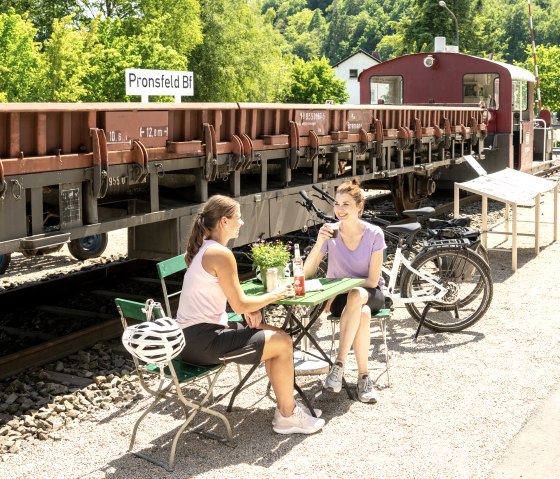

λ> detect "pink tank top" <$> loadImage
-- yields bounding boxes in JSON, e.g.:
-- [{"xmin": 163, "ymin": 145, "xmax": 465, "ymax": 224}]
[{"xmin": 176, "ymin": 240, "xmax": 229, "ymax": 328}]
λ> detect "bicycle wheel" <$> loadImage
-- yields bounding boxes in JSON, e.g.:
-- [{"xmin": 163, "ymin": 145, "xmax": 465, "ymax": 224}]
[{"xmin": 400, "ymin": 247, "xmax": 493, "ymax": 332}]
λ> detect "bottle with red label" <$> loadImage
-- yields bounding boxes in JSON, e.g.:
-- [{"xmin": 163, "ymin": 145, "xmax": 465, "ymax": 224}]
[{"xmin": 293, "ymin": 244, "xmax": 305, "ymax": 296}]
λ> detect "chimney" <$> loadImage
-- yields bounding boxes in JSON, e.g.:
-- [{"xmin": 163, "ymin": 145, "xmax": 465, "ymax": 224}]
[
  {"xmin": 434, "ymin": 36, "xmax": 446, "ymax": 53},
  {"xmin": 371, "ymin": 51, "xmax": 382, "ymax": 63}
]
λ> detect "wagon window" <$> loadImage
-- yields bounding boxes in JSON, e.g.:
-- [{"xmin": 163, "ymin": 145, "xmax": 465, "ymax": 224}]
[
  {"xmin": 512, "ymin": 80, "xmax": 528, "ymax": 112},
  {"xmin": 370, "ymin": 76, "xmax": 403, "ymax": 104},
  {"xmin": 462, "ymin": 73, "xmax": 500, "ymax": 108}
]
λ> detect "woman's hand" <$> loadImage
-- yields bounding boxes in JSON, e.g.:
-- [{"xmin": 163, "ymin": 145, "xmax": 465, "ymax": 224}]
[
  {"xmin": 317, "ymin": 223, "xmax": 336, "ymax": 244},
  {"xmin": 270, "ymin": 281, "xmax": 294, "ymax": 301},
  {"xmin": 244, "ymin": 310, "xmax": 262, "ymax": 328}
]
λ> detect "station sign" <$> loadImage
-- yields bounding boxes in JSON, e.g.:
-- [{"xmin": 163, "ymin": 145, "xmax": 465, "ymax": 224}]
[{"xmin": 125, "ymin": 68, "xmax": 193, "ymax": 102}]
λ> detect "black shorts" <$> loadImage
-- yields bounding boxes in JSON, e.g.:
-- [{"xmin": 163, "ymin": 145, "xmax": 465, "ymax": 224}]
[
  {"xmin": 179, "ymin": 321, "xmax": 266, "ymax": 366},
  {"xmin": 330, "ymin": 286, "xmax": 385, "ymax": 317}
]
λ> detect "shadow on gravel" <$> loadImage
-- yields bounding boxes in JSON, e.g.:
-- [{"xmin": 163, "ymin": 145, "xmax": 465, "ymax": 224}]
[
  {"xmin": 101, "ymin": 383, "xmax": 352, "ymax": 478},
  {"xmin": 385, "ymin": 318, "xmax": 485, "ymax": 355},
  {"xmin": 487, "ymin": 244, "xmax": 557, "ymax": 283},
  {"xmin": 4, "ymin": 253, "xmax": 80, "ymax": 275}
]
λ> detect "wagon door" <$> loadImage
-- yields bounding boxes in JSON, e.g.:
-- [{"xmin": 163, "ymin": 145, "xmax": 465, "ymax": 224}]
[{"xmin": 512, "ymin": 80, "xmax": 533, "ymax": 169}]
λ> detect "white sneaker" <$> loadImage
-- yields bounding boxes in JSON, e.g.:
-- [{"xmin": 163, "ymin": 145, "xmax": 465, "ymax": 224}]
[
  {"xmin": 272, "ymin": 402, "xmax": 322, "ymax": 426},
  {"xmin": 357, "ymin": 374, "xmax": 378, "ymax": 404},
  {"xmin": 324, "ymin": 362, "xmax": 344, "ymax": 393},
  {"xmin": 272, "ymin": 401, "xmax": 325, "ymax": 435}
]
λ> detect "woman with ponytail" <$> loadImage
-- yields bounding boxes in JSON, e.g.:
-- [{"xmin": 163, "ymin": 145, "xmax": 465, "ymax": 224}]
[{"xmin": 176, "ymin": 195, "xmax": 324, "ymax": 435}]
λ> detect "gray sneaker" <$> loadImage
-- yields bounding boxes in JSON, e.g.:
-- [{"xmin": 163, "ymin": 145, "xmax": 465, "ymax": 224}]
[
  {"xmin": 272, "ymin": 401, "xmax": 325, "ymax": 435},
  {"xmin": 357, "ymin": 374, "xmax": 378, "ymax": 404},
  {"xmin": 324, "ymin": 362, "xmax": 344, "ymax": 393}
]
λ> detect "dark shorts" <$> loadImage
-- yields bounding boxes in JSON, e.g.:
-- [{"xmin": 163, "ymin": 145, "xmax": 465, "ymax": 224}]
[
  {"xmin": 180, "ymin": 321, "xmax": 266, "ymax": 366},
  {"xmin": 330, "ymin": 286, "xmax": 385, "ymax": 317}
]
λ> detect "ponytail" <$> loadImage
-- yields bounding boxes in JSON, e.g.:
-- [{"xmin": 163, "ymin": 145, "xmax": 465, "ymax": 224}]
[
  {"xmin": 185, "ymin": 214, "xmax": 208, "ymax": 266},
  {"xmin": 185, "ymin": 195, "xmax": 239, "ymax": 266}
]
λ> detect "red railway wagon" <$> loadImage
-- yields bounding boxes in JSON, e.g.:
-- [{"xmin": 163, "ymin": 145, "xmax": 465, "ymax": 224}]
[
  {"xmin": 359, "ymin": 50, "xmax": 558, "ymax": 187},
  {"xmin": 0, "ymin": 101, "xmax": 488, "ymax": 273}
]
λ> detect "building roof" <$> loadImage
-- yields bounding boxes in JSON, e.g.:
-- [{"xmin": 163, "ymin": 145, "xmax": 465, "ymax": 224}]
[{"xmin": 332, "ymin": 49, "xmax": 381, "ymax": 68}]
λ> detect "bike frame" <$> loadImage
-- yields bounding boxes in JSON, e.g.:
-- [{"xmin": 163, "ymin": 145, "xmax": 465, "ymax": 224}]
[{"xmin": 382, "ymin": 243, "xmax": 448, "ymax": 305}]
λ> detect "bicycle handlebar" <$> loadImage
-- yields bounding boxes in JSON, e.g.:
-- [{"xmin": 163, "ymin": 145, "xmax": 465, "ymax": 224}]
[
  {"xmin": 311, "ymin": 184, "xmax": 335, "ymax": 204},
  {"xmin": 298, "ymin": 190, "xmax": 337, "ymax": 222}
]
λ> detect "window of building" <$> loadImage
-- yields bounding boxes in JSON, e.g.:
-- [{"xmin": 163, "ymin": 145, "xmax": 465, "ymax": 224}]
[
  {"xmin": 349, "ymin": 69, "xmax": 358, "ymax": 79},
  {"xmin": 369, "ymin": 76, "xmax": 403, "ymax": 104}
]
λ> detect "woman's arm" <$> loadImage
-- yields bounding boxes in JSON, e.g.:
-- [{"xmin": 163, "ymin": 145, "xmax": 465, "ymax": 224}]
[
  {"xmin": 204, "ymin": 244, "xmax": 292, "ymax": 314},
  {"xmin": 363, "ymin": 249, "xmax": 384, "ymax": 288},
  {"xmin": 303, "ymin": 224, "xmax": 332, "ymax": 279}
]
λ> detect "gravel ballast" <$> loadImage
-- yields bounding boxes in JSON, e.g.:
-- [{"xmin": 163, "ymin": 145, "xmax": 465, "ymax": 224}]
[{"xmin": 1, "ymin": 197, "xmax": 559, "ymax": 479}]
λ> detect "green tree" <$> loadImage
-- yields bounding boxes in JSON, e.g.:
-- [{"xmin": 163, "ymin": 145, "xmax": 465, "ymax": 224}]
[
  {"xmin": 0, "ymin": 0, "xmax": 77, "ymax": 41},
  {"xmin": 521, "ymin": 44, "xmax": 560, "ymax": 114},
  {"xmin": 137, "ymin": 0, "xmax": 202, "ymax": 58},
  {"xmin": 0, "ymin": 10, "xmax": 44, "ymax": 101},
  {"xmin": 283, "ymin": 56, "xmax": 349, "ymax": 103},
  {"xmin": 283, "ymin": 8, "xmax": 326, "ymax": 60},
  {"xmin": 42, "ymin": 16, "xmax": 89, "ymax": 101},
  {"xmin": 81, "ymin": 15, "xmax": 189, "ymax": 102},
  {"xmin": 190, "ymin": 0, "xmax": 290, "ymax": 102}
]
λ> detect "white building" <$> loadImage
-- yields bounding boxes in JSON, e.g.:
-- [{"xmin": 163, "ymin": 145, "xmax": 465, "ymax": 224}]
[{"xmin": 333, "ymin": 50, "xmax": 381, "ymax": 104}]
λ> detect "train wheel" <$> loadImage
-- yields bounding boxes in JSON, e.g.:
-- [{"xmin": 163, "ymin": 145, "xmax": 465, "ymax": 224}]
[
  {"xmin": 68, "ymin": 233, "xmax": 108, "ymax": 260},
  {"xmin": 389, "ymin": 176, "xmax": 421, "ymax": 216},
  {"xmin": 0, "ymin": 253, "xmax": 11, "ymax": 274}
]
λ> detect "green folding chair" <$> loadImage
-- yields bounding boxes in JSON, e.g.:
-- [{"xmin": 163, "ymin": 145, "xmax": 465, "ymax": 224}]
[
  {"xmin": 155, "ymin": 254, "xmax": 244, "ymax": 383},
  {"xmin": 155, "ymin": 254, "xmax": 188, "ymax": 318},
  {"xmin": 116, "ymin": 298, "xmax": 233, "ymax": 472}
]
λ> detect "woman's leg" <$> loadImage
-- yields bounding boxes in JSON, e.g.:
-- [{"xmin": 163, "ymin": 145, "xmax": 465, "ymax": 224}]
[
  {"xmin": 336, "ymin": 288, "xmax": 368, "ymax": 364},
  {"xmin": 353, "ymin": 305, "xmax": 372, "ymax": 375},
  {"xmin": 259, "ymin": 329, "xmax": 295, "ymax": 417}
]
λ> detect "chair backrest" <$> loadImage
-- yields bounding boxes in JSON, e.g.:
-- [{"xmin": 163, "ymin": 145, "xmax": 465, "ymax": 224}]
[
  {"xmin": 156, "ymin": 254, "xmax": 187, "ymax": 316},
  {"xmin": 115, "ymin": 298, "xmax": 165, "ymax": 328}
]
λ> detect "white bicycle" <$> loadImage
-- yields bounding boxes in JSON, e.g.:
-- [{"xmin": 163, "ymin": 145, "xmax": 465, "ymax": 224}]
[{"xmin": 298, "ymin": 190, "xmax": 493, "ymax": 337}]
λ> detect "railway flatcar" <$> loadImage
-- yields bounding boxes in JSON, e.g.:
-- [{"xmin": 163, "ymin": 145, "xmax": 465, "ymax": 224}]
[
  {"xmin": 0, "ymin": 101, "xmax": 488, "ymax": 273},
  {"xmin": 359, "ymin": 40, "xmax": 558, "ymax": 188}
]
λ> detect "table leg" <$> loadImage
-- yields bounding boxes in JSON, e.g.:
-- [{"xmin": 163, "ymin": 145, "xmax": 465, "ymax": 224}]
[
  {"xmin": 535, "ymin": 193, "xmax": 541, "ymax": 254},
  {"xmin": 512, "ymin": 203, "xmax": 518, "ymax": 272},
  {"xmin": 289, "ymin": 309, "xmax": 355, "ymax": 400},
  {"xmin": 226, "ymin": 362, "xmax": 261, "ymax": 412},
  {"xmin": 291, "ymin": 308, "xmax": 329, "ymax": 375}
]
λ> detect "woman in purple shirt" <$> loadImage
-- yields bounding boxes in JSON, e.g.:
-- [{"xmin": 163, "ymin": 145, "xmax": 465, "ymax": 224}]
[{"xmin": 303, "ymin": 178, "xmax": 386, "ymax": 403}]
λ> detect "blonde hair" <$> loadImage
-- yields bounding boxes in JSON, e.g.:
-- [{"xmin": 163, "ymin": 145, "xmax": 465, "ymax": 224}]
[
  {"xmin": 336, "ymin": 178, "xmax": 365, "ymax": 214},
  {"xmin": 185, "ymin": 195, "xmax": 239, "ymax": 265}
]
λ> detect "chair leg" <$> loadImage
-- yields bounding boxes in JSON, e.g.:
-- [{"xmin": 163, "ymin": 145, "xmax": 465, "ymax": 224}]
[
  {"xmin": 329, "ymin": 320, "xmax": 338, "ymax": 361},
  {"xmin": 378, "ymin": 317, "xmax": 390, "ymax": 387},
  {"xmin": 129, "ymin": 379, "xmax": 172, "ymax": 451}
]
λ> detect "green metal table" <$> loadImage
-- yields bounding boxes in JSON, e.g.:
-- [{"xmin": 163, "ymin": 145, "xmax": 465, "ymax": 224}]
[{"xmin": 227, "ymin": 277, "xmax": 364, "ymax": 413}]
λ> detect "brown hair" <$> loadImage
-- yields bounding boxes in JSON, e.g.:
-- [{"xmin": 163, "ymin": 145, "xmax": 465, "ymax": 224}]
[
  {"xmin": 185, "ymin": 195, "xmax": 239, "ymax": 265},
  {"xmin": 336, "ymin": 177, "xmax": 365, "ymax": 214}
]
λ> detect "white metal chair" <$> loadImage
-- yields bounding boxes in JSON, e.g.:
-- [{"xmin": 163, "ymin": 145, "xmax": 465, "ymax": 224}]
[{"xmin": 116, "ymin": 298, "xmax": 233, "ymax": 472}]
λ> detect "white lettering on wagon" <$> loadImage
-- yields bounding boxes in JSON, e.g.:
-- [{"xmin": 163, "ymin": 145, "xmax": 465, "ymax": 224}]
[{"xmin": 299, "ymin": 111, "xmax": 326, "ymax": 122}]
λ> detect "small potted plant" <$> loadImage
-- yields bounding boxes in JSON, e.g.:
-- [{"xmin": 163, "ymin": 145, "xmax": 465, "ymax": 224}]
[{"xmin": 248, "ymin": 240, "xmax": 292, "ymax": 289}]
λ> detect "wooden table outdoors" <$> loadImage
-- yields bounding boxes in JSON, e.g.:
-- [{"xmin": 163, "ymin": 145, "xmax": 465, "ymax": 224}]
[{"xmin": 227, "ymin": 277, "xmax": 364, "ymax": 412}]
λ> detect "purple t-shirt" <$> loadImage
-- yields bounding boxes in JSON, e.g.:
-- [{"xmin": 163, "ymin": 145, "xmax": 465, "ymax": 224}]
[{"xmin": 320, "ymin": 222, "xmax": 386, "ymax": 287}]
